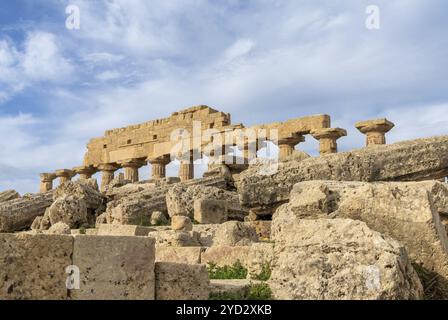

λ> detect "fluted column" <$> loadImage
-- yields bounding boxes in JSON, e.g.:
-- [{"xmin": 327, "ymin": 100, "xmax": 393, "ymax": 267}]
[
  {"xmin": 39, "ymin": 173, "xmax": 56, "ymax": 193},
  {"xmin": 98, "ymin": 164, "xmax": 118, "ymax": 192},
  {"xmin": 278, "ymin": 135, "xmax": 305, "ymax": 161},
  {"xmin": 55, "ymin": 169, "xmax": 75, "ymax": 185},
  {"xmin": 148, "ymin": 155, "xmax": 170, "ymax": 180},
  {"xmin": 179, "ymin": 151, "xmax": 194, "ymax": 182},
  {"xmin": 311, "ymin": 128, "xmax": 347, "ymax": 155},
  {"xmin": 73, "ymin": 165, "xmax": 96, "ymax": 180},
  {"xmin": 120, "ymin": 159, "xmax": 146, "ymax": 183},
  {"xmin": 355, "ymin": 118, "xmax": 395, "ymax": 147}
]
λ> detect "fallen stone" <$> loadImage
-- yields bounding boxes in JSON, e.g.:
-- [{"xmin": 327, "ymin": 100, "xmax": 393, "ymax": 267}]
[
  {"xmin": 96, "ymin": 223, "xmax": 153, "ymax": 236},
  {"xmin": 47, "ymin": 195, "xmax": 88, "ymax": 229},
  {"xmin": 237, "ymin": 135, "xmax": 448, "ymax": 215},
  {"xmin": 194, "ymin": 199, "xmax": 228, "ymax": 224},
  {"xmin": 269, "ymin": 218, "xmax": 423, "ymax": 300},
  {"xmin": 156, "ymin": 246, "xmax": 205, "ymax": 264},
  {"xmin": 171, "ymin": 215, "xmax": 193, "ymax": 231},
  {"xmin": 47, "ymin": 222, "xmax": 71, "ymax": 235},
  {"xmin": 147, "ymin": 230, "xmax": 201, "ymax": 247},
  {"xmin": 72, "ymin": 235, "xmax": 155, "ymax": 300},
  {"xmin": 212, "ymin": 221, "xmax": 259, "ymax": 246},
  {"xmin": 192, "ymin": 224, "xmax": 221, "ymax": 247},
  {"xmin": 155, "ymin": 262, "xmax": 210, "ymax": 300},
  {"xmin": 150, "ymin": 211, "xmax": 169, "ymax": 226},
  {"xmin": 0, "ymin": 190, "xmax": 20, "ymax": 203}
]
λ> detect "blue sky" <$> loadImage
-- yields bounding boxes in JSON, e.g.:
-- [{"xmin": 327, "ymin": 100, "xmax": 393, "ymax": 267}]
[{"xmin": 0, "ymin": 0, "xmax": 447, "ymax": 194}]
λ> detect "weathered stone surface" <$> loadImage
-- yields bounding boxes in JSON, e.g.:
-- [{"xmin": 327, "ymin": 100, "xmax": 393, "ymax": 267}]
[
  {"xmin": 48, "ymin": 196, "xmax": 88, "ymax": 229},
  {"xmin": 237, "ymin": 135, "xmax": 448, "ymax": 215},
  {"xmin": 210, "ymin": 279, "xmax": 263, "ymax": 297},
  {"xmin": 54, "ymin": 180, "xmax": 105, "ymax": 212},
  {"xmin": 47, "ymin": 222, "xmax": 71, "ymax": 235},
  {"xmin": 192, "ymin": 224, "xmax": 221, "ymax": 247},
  {"xmin": 272, "ymin": 180, "xmax": 448, "ymax": 295},
  {"xmin": 166, "ymin": 184, "xmax": 247, "ymax": 220},
  {"xmin": 0, "ymin": 192, "xmax": 53, "ymax": 232},
  {"xmin": 246, "ymin": 221, "xmax": 271, "ymax": 240},
  {"xmin": 269, "ymin": 218, "xmax": 423, "ymax": 300},
  {"xmin": 171, "ymin": 215, "xmax": 193, "ymax": 231},
  {"xmin": 0, "ymin": 190, "xmax": 20, "ymax": 203},
  {"xmin": 0, "ymin": 233, "xmax": 73, "ymax": 300},
  {"xmin": 213, "ymin": 221, "xmax": 259, "ymax": 246},
  {"xmin": 96, "ymin": 223, "xmax": 153, "ymax": 236},
  {"xmin": 72, "ymin": 235, "xmax": 155, "ymax": 300},
  {"xmin": 156, "ymin": 246, "xmax": 205, "ymax": 264},
  {"xmin": 202, "ymin": 243, "xmax": 274, "ymax": 278},
  {"xmin": 150, "ymin": 211, "xmax": 169, "ymax": 226},
  {"xmin": 147, "ymin": 230, "xmax": 201, "ymax": 247},
  {"xmin": 155, "ymin": 262, "xmax": 210, "ymax": 300},
  {"xmin": 194, "ymin": 199, "xmax": 228, "ymax": 224}
]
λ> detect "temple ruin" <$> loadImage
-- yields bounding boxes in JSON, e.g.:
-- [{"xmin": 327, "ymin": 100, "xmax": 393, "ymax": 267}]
[{"xmin": 39, "ymin": 105, "xmax": 388, "ymax": 192}]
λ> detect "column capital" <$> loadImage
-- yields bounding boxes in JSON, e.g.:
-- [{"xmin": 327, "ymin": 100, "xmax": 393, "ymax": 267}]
[
  {"xmin": 277, "ymin": 134, "xmax": 305, "ymax": 146},
  {"xmin": 40, "ymin": 173, "xmax": 56, "ymax": 181},
  {"xmin": 73, "ymin": 165, "xmax": 97, "ymax": 176},
  {"xmin": 147, "ymin": 155, "xmax": 171, "ymax": 165},
  {"xmin": 355, "ymin": 118, "xmax": 394, "ymax": 134},
  {"xmin": 55, "ymin": 169, "xmax": 75, "ymax": 178},
  {"xmin": 311, "ymin": 128, "xmax": 347, "ymax": 140},
  {"xmin": 119, "ymin": 159, "xmax": 147, "ymax": 168},
  {"xmin": 98, "ymin": 163, "xmax": 119, "ymax": 172}
]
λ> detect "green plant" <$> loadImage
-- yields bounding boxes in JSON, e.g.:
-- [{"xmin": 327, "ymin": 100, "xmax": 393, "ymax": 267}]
[
  {"xmin": 207, "ymin": 261, "xmax": 248, "ymax": 280},
  {"xmin": 209, "ymin": 282, "xmax": 273, "ymax": 300},
  {"xmin": 79, "ymin": 227, "xmax": 86, "ymax": 235},
  {"xmin": 252, "ymin": 262, "xmax": 272, "ymax": 281}
]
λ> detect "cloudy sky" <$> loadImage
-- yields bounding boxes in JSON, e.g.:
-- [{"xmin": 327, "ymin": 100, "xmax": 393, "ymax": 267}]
[{"xmin": 0, "ymin": 0, "xmax": 447, "ymax": 194}]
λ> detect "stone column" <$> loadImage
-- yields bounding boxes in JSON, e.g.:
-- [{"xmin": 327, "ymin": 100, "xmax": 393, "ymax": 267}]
[
  {"xmin": 278, "ymin": 136, "xmax": 305, "ymax": 161},
  {"xmin": 73, "ymin": 166, "xmax": 96, "ymax": 180},
  {"xmin": 98, "ymin": 164, "xmax": 118, "ymax": 192},
  {"xmin": 120, "ymin": 160, "xmax": 146, "ymax": 183},
  {"xmin": 148, "ymin": 155, "xmax": 170, "ymax": 180},
  {"xmin": 355, "ymin": 118, "xmax": 395, "ymax": 147},
  {"xmin": 39, "ymin": 173, "xmax": 56, "ymax": 193},
  {"xmin": 55, "ymin": 169, "xmax": 75, "ymax": 185},
  {"xmin": 179, "ymin": 151, "xmax": 194, "ymax": 182},
  {"xmin": 311, "ymin": 128, "xmax": 347, "ymax": 155}
]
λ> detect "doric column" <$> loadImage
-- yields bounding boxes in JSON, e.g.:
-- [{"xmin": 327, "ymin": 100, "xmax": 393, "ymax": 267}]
[
  {"xmin": 278, "ymin": 135, "xmax": 305, "ymax": 161},
  {"xmin": 179, "ymin": 151, "xmax": 194, "ymax": 182},
  {"xmin": 355, "ymin": 118, "xmax": 395, "ymax": 147},
  {"xmin": 120, "ymin": 159, "xmax": 146, "ymax": 183},
  {"xmin": 98, "ymin": 164, "xmax": 119, "ymax": 192},
  {"xmin": 148, "ymin": 155, "xmax": 170, "ymax": 180},
  {"xmin": 311, "ymin": 128, "xmax": 347, "ymax": 155},
  {"xmin": 39, "ymin": 173, "xmax": 56, "ymax": 193},
  {"xmin": 55, "ymin": 169, "xmax": 75, "ymax": 185},
  {"xmin": 73, "ymin": 165, "xmax": 97, "ymax": 180}
]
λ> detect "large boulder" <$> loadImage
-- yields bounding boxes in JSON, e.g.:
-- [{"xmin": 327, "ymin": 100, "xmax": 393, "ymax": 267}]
[
  {"xmin": 47, "ymin": 222, "xmax": 71, "ymax": 235},
  {"xmin": 213, "ymin": 221, "xmax": 259, "ymax": 246},
  {"xmin": 171, "ymin": 216, "xmax": 193, "ymax": 231},
  {"xmin": 271, "ymin": 180, "xmax": 448, "ymax": 297},
  {"xmin": 237, "ymin": 135, "xmax": 448, "ymax": 215},
  {"xmin": 269, "ymin": 218, "xmax": 423, "ymax": 300},
  {"xmin": 0, "ymin": 190, "xmax": 20, "ymax": 203},
  {"xmin": 47, "ymin": 196, "xmax": 88, "ymax": 229}
]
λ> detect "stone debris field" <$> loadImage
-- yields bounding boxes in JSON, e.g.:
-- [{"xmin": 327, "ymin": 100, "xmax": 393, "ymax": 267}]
[{"xmin": 1, "ymin": 105, "xmax": 448, "ymax": 300}]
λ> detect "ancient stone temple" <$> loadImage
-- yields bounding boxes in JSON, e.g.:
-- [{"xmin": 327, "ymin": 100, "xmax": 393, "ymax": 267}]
[{"xmin": 39, "ymin": 105, "xmax": 395, "ymax": 192}]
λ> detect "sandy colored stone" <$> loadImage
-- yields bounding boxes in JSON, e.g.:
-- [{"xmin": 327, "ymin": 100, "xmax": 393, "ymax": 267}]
[
  {"xmin": 237, "ymin": 135, "xmax": 448, "ymax": 215},
  {"xmin": 171, "ymin": 215, "xmax": 193, "ymax": 231},
  {"xmin": 192, "ymin": 224, "xmax": 221, "ymax": 246},
  {"xmin": 213, "ymin": 221, "xmax": 259, "ymax": 246},
  {"xmin": 194, "ymin": 199, "xmax": 228, "ymax": 224},
  {"xmin": 155, "ymin": 262, "xmax": 210, "ymax": 300},
  {"xmin": 269, "ymin": 218, "xmax": 423, "ymax": 300},
  {"xmin": 156, "ymin": 246, "xmax": 205, "ymax": 264},
  {"xmin": 96, "ymin": 223, "xmax": 153, "ymax": 236},
  {"xmin": 71, "ymin": 235, "xmax": 155, "ymax": 300},
  {"xmin": 0, "ymin": 190, "xmax": 20, "ymax": 203},
  {"xmin": 47, "ymin": 222, "xmax": 71, "ymax": 235},
  {"xmin": 0, "ymin": 233, "xmax": 73, "ymax": 300},
  {"xmin": 150, "ymin": 211, "xmax": 169, "ymax": 226},
  {"xmin": 48, "ymin": 195, "xmax": 88, "ymax": 229},
  {"xmin": 147, "ymin": 230, "xmax": 201, "ymax": 247}
]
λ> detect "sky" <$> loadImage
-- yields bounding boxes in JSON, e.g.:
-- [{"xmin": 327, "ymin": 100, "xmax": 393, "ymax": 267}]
[{"xmin": 0, "ymin": 0, "xmax": 447, "ymax": 194}]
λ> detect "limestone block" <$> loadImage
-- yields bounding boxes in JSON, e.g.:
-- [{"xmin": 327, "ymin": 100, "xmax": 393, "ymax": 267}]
[
  {"xmin": 201, "ymin": 243, "xmax": 274, "ymax": 278},
  {"xmin": 269, "ymin": 218, "xmax": 423, "ymax": 300},
  {"xmin": 156, "ymin": 246, "xmax": 205, "ymax": 264},
  {"xmin": 155, "ymin": 262, "xmax": 210, "ymax": 300},
  {"xmin": 72, "ymin": 235, "xmax": 155, "ymax": 300},
  {"xmin": 47, "ymin": 222, "xmax": 71, "ymax": 235},
  {"xmin": 212, "ymin": 221, "xmax": 259, "ymax": 246},
  {"xmin": 48, "ymin": 195, "xmax": 88, "ymax": 229},
  {"xmin": 54, "ymin": 181, "xmax": 105, "ymax": 212},
  {"xmin": 171, "ymin": 215, "xmax": 193, "ymax": 231},
  {"xmin": 0, "ymin": 190, "xmax": 20, "ymax": 203},
  {"xmin": 0, "ymin": 191, "xmax": 53, "ymax": 232},
  {"xmin": 245, "ymin": 221, "xmax": 271, "ymax": 240},
  {"xmin": 150, "ymin": 211, "xmax": 169, "ymax": 226},
  {"xmin": 147, "ymin": 230, "xmax": 201, "ymax": 247},
  {"xmin": 0, "ymin": 233, "xmax": 73, "ymax": 300},
  {"xmin": 194, "ymin": 199, "xmax": 228, "ymax": 224},
  {"xmin": 192, "ymin": 224, "xmax": 221, "ymax": 247},
  {"xmin": 96, "ymin": 223, "xmax": 153, "ymax": 236},
  {"xmin": 237, "ymin": 135, "xmax": 448, "ymax": 215}
]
